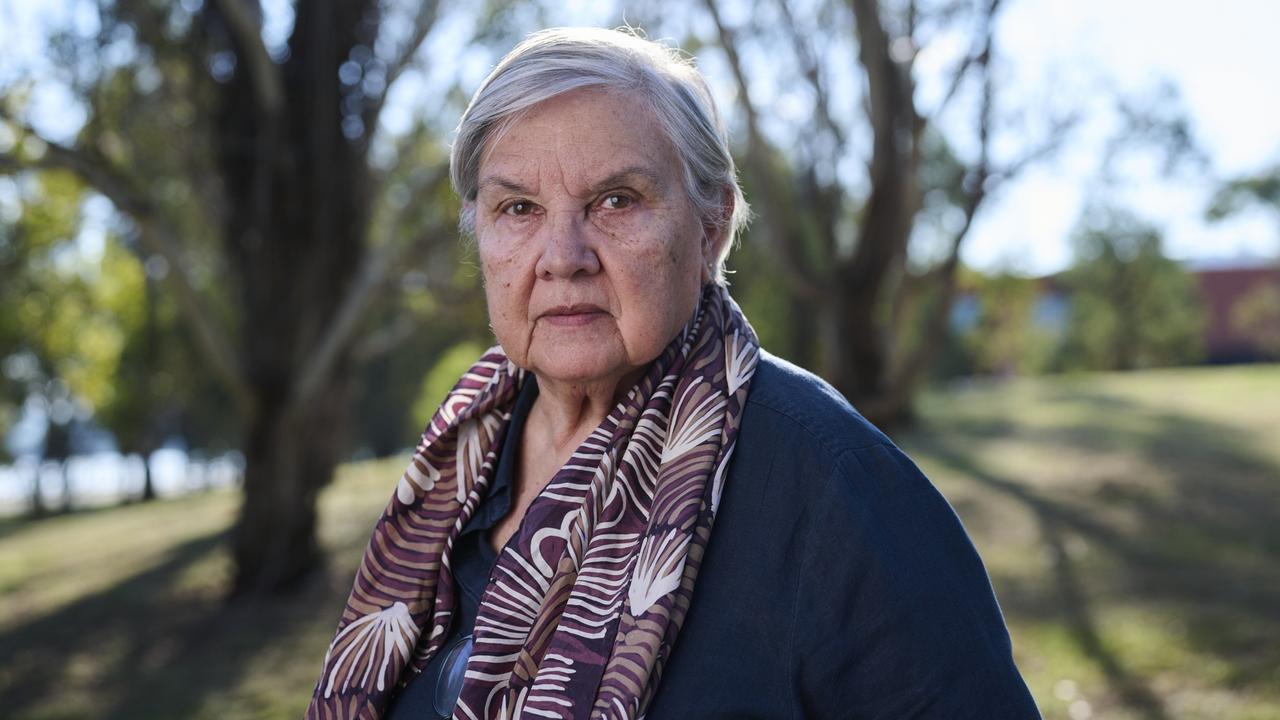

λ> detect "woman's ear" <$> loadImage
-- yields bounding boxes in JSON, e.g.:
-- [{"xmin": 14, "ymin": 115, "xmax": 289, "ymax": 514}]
[
  {"xmin": 460, "ymin": 200, "xmax": 478, "ymax": 239},
  {"xmin": 700, "ymin": 188, "xmax": 736, "ymax": 283}
]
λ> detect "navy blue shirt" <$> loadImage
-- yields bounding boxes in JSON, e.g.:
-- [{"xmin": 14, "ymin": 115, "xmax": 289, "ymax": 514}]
[
  {"xmin": 385, "ymin": 367, "xmax": 537, "ymax": 719},
  {"xmin": 387, "ymin": 351, "xmax": 1039, "ymax": 718}
]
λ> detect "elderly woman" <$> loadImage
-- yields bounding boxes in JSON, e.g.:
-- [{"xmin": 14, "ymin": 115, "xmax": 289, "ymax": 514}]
[{"xmin": 309, "ymin": 27, "xmax": 1037, "ymax": 720}]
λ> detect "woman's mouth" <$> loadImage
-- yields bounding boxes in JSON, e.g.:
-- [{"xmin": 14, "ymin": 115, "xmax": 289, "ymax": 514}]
[{"xmin": 541, "ymin": 304, "xmax": 609, "ymax": 326}]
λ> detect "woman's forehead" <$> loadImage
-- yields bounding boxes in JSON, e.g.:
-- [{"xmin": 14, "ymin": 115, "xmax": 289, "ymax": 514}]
[
  {"xmin": 476, "ymin": 89, "xmax": 680, "ymax": 193},
  {"xmin": 476, "ymin": 162, "xmax": 671, "ymax": 199}
]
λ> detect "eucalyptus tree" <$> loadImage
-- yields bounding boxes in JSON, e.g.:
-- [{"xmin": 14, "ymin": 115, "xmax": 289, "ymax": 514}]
[
  {"xmin": 698, "ymin": 0, "xmax": 1071, "ymax": 426},
  {"xmin": 1059, "ymin": 207, "xmax": 1204, "ymax": 371},
  {"xmin": 1209, "ymin": 163, "xmax": 1280, "ymax": 231},
  {"xmin": 1, "ymin": 0, "xmax": 472, "ymax": 595}
]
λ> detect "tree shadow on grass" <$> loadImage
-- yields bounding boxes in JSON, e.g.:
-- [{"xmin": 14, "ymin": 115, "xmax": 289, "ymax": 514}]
[
  {"xmin": 0, "ymin": 514, "xmax": 31, "ymax": 543},
  {"xmin": 0, "ymin": 502, "xmax": 139, "ymax": 543},
  {"xmin": 912, "ymin": 435, "xmax": 1174, "ymax": 720},
  {"xmin": 905, "ymin": 394, "xmax": 1280, "ymax": 719},
  {"xmin": 0, "ymin": 529, "xmax": 343, "ymax": 719}
]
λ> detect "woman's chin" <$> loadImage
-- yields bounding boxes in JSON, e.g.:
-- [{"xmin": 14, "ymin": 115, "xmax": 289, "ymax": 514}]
[{"xmin": 526, "ymin": 351, "xmax": 635, "ymax": 390}]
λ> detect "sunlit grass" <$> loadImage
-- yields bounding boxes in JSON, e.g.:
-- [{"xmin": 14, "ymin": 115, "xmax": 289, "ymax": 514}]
[
  {"xmin": 903, "ymin": 363, "xmax": 1280, "ymax": 720},
  {"xmin": 0, "ymin": 456, "xmax": 400, "ymax": 720},
  {"xmin": 0, "ymin": 366, "xmax": 1277, "ymax": 718},
  {"xmin": 0, "ymin": 491, "xmax": 238, "ymax": 628}
]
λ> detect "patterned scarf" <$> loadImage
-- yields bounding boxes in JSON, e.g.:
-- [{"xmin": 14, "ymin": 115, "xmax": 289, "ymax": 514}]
[{"xmin": 308, "ymin": 284, "xmax": 759, "ymax": 719}]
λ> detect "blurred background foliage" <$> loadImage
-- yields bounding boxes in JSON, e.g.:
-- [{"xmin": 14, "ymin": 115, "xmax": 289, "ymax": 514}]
[{"xmin": 0, "ymin": 0, "xmax": 1278, "ymax": 718}]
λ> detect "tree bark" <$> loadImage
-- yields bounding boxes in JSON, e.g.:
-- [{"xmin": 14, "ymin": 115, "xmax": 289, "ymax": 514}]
[
  {"xmin": 834, "ymin": 0, "xmax": 920, "ymax": 424},
  {"xmin": 233, "ymin": 380, "xmax": 348, "ymax": 594},
  {"xmin": 29, "ymin": 465, "xmax": 46, "ymax": 518},
  {"xmin": 141, "ymin": 452, "xmax": 157, "ymax": 501},
  {"xmin": 0, "ymin": 0, "xmax": 441, "ymax": 594},
  {"xmin": 702, "ymin": 0, "xmax": 1050, "ymax": 429},
  {"xmin": 59, "ymin": 460, "xmax": 73, "ymax": 514},
  {"xmin": 209, "ymin": 0, "xmax": 376, "ymax": 596}
]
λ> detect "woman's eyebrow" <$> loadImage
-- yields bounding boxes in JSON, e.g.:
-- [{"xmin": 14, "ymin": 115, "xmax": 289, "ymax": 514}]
[
  {"xmin": 589, "ymin": 166, "xmax": 667, "ymax": 194},
  {"xmin": 476, "ymin": 165, "xmax": 666, "ymax": 196},
  {"xmin": 476, "ymin": 175, "xmax": 532, "ymax": 195}
]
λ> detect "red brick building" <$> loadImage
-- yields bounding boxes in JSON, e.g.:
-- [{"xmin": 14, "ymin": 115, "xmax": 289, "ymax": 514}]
[{"xmin": 1193, "ymin": 264, "xmax": 1280, "ymax": 363}]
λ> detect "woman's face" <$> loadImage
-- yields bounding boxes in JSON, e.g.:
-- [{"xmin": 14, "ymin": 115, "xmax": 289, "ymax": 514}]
[{"xmin": 472, "ymin": 88, "xmax": 714, "ymax": 391}]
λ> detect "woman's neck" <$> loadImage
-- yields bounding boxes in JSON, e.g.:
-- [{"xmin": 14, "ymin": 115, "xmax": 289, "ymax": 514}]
[
  {"xmin": 526, "ymin": 369, "xmax": 644, "ymax": 454},
  {"xmin": 489, "ymin": 368, "xmax": 646, "ymax": 555}
]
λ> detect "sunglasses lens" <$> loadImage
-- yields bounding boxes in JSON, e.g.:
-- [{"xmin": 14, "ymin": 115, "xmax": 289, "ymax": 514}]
[{"xmin": 433, "ymin": 634, "xmax": 474, "ymax": 716}]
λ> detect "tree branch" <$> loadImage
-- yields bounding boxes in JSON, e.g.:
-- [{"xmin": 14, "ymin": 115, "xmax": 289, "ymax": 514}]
[
  {"xmin": 363, "ymin": 0, "xmax": 442, "ymax": 132},
  {"xmin": 384, "ymin": 0, "xmax": 442, "ymax": 92},
  {"xmin": 888, "ymin": 0, "xmax": 1003, "ymax": 396},
  {"xmin": 932, "ymin": 0, "xmax": 1004, "ymax": 115},
  {"xmin": 845, "ymin": 0, "xmax": 919, "ymax": 289},
  {"xmin": 350, "ymin": 281, "xmax": 484, "ymax": 364},
  {"xmin": 292, "ymin": 164, "xmax": 451, "ymax": 407},
  {"xmin": 851, "ymin": 0, "xmax": 902, "ymax": 151},
  {"xmin": 210, "ymin": 0, "xmax": 284, "ymax": 117},
  {"xmin": 774, "ymin": 0, "xmax": 846, "ymax": 151},
  {"xmin": 350, "ymin": 312, "xmax": 417, "ymax": 364},
  {"xmin": 0, "ymin": 125, "xmax": 255, "ymax": 419},
  {"xmin": 988, "ymin": 114, "xmax": 1077, "ymax": 186},
  {"xmin": 703, "ymin": 0, "xmax": 823, "ymax": 301}
]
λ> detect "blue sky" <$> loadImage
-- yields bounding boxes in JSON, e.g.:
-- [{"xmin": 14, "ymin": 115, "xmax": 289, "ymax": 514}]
[
  {"xmin": 2, "ymin": 0, "xmax": 1278, "ymax": 275},
  {"xmin": 962, "ymin": 0, "xmax": 1280, "ymax": 272}
]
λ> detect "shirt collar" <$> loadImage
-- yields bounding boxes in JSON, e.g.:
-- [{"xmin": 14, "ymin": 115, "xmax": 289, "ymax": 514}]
[{"xmin": 460, "ymin": 372, "xmax": 539, "ymax": 535}]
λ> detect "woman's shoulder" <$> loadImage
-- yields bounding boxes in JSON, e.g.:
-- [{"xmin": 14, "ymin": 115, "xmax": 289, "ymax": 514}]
[
  {"xmin": 732, "ymin": 351, "xmax": 988, "ymax": 602},
  {"xmin": 731, "ymin": 349, "xmax": 943, "ymax": 526},
  {"xmin": 741, "ymin": 349, "xmax": 893, "ymax": 459},
  {"xmin": 727, "ymin": 352, "xmax": 1038, "ymax": 718},
  {"xmin": 737, "ymin": 351, "xmax": 962, "ymax": 544}
]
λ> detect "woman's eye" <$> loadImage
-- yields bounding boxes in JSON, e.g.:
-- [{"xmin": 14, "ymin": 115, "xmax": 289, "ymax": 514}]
[
  {"xmin": 601, "ymin": 194, "xmax": 633, "ymax": 210},
  {"xmin": 503, "ymin": 201, "xmax": 532, "ymax": 216}
]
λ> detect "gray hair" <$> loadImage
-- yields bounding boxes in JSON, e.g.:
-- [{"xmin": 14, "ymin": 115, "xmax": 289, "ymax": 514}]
[{"xmin": 449, "ymin": 26, "xmax": 749, "ymax": 284}]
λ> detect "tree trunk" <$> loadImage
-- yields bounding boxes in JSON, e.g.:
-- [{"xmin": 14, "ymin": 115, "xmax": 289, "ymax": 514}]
[
  {"xmin": 141, "ymin": 450, "xmax": 157, "ymax": 501},
  {"xmin": 832, "ymin": 284, "xmax": 893, "ymax": 427},
  {"xmin": 232, "ymin": 384, "xmax": 347, "ymax": 594},
  {"xmin": 140, "ymin": 269, "xmax": 158, "ymax": 503},
  {"xmin": 787, "ymin": 293, "xmax": 820, "ymax": 371},
  {"xmin": 210, "ymin": 0, "xmax": 375, "ymax": 596},
  {"xmin": 29, "ymin": 465, "xmax": 46, "ymax": 518},
  {"xmin": 59, "ymin": 460, "xmax": 73, "ymax": 514}
]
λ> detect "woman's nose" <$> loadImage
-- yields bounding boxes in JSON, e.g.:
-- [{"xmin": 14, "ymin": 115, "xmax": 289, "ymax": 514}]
[{"xmin": 534, "ymin": 210, "xmax": 601, "ymax": 279}]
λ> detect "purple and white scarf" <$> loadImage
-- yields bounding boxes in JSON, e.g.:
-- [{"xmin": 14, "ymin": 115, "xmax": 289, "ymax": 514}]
[{"xmin": 308, "ymin": 284, "xmax": 759, "ymax": 719}]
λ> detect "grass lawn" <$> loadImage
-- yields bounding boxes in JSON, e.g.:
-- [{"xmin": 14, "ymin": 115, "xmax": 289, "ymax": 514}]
[
  {"xmin": 901, "ymin": 365, "xmax": 1280, "ymax": 720},
  {"xmin": 1, "ymin": 365, "xmax": 1277, "ymax": 719}
]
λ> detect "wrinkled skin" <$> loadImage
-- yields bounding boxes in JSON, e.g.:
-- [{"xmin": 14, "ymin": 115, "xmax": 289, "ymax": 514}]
[{"xmin": 472, "ymin": 87, "xmax": 720, "ymax": 399}]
